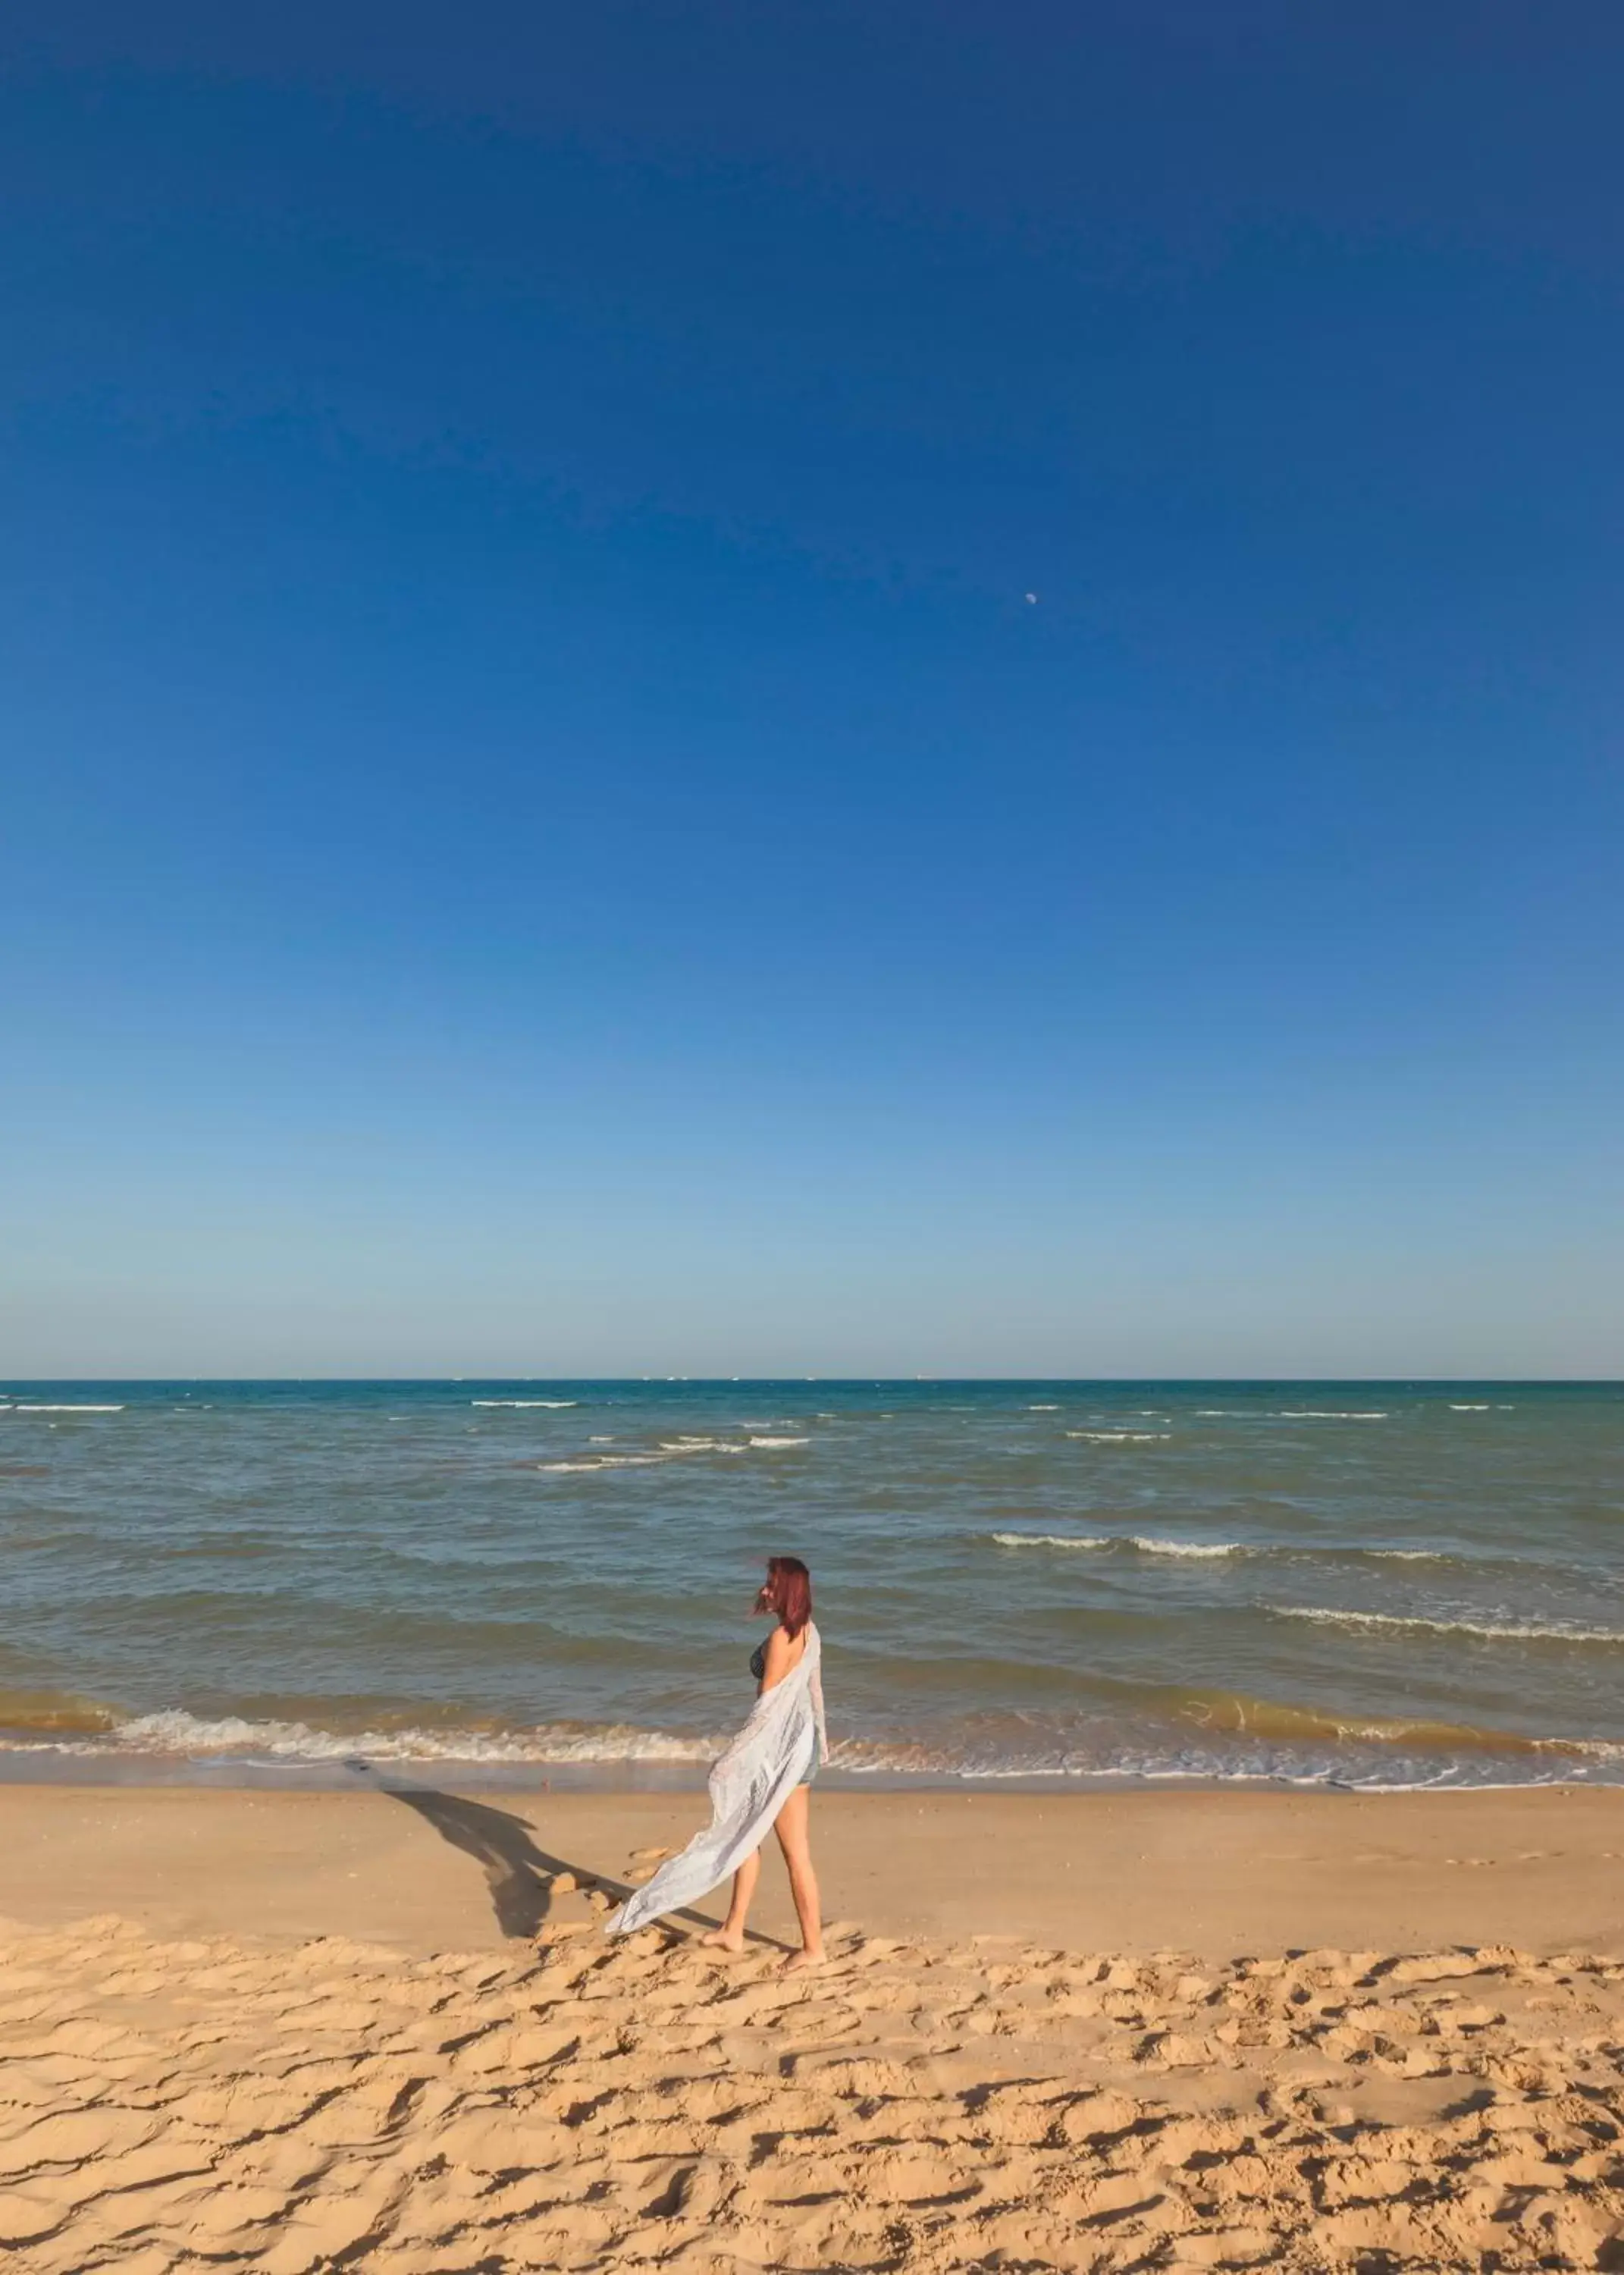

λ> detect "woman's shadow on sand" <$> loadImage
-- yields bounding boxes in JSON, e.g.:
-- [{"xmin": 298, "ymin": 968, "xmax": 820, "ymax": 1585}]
[
  {"xmin": 356, "ymin": 1769, "xmax": 742, "ymax": 1944},
  {"xmin": 368, "ymin": 1778, "xmax": 626, "ymax": 1937}
]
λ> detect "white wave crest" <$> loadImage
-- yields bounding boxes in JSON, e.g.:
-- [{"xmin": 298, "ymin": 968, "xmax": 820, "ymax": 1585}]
[
  {"xmin": 650, "ymin": 1434, "xmax": 804, "ymax": 1454},
  {"xmin": 540, "ymin": 1433, "xmax": 787, "ymax": 1471},
  {"xmin": 991, "ymin": 1531, "xmax": 1240, "ymax": 1558},
  {"xmin": 1449, "ymin": 1404, "xmax": 1491, "ymax": 1411},
  {"xmin": 991, "ymin": 1531, "xmax": 1109, "ymax": 1551},
  {"xmin": 1064, "ymin": 1430, "xmax": 1170, "ymax": 1443},
  {"xmin": 1130, "ymin": 1536, "xmax": 1241, "ymax": 1558},
  {"xmin": 1274, "ymin": 1410, "xmax": 1387, "ymax": 1420},
  {"xmin": 472, "ymin": 1399, "xmax": 578, "ymax": 1408},
  {"xmin": 5, "ymin": 1404, "xmax": 126, "ymax": 1414},
  {"xmin": 72, "ymin": 1711, "xmax": 723, "ymax": 1766},
  {"xmin": 1277, "ymin": 1606, "xmax": 1624, "ymax": 1645},
  {"xmin": 536, "ymin": 1454, "xmax": 664, "ymax": 1473}
]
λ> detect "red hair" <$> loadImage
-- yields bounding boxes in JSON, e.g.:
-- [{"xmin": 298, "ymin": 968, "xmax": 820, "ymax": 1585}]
[{"xmin": 760, "ymin": 1555, "xmax": 813, "ymax": 1638}]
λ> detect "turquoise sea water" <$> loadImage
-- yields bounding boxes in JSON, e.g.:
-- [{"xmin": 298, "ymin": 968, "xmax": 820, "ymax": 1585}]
[{"xmin": 2, "ymin": 1381, "xmax": 1621, "ymax": 1790}]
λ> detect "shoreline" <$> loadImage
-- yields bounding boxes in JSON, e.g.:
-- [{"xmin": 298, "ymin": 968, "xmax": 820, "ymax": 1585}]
[{"xmin": 1, "ymin": 1745, "xmax": 1619, "ymax": 1798}]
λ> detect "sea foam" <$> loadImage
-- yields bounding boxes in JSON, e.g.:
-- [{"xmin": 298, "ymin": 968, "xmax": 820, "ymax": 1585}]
[
  {"xmin": 991, "ymin": 1532, "xmax": 1241, "ymax": 1558},
  {"xmin": 1064, "ymin": 1429, "xmax": 1171, "ymax": 1443},
  {"xmin": 1277, "ymin": 1606, "xmax": 1624, "ymax": 1646},
  {"xmin": 1275, "ymin": 1410, "xmax": 1388, "ymax": 1421},
  {"xmin": 89, "ymin": 1711, "xmax": 722, "ymax": 1765}
]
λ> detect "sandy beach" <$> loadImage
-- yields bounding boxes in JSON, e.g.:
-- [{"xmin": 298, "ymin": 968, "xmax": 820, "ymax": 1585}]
[
  {"xmin": 1, "ymin": 1784, "xmax": 1622, "ymax": 2270},
  {"xmin": 9, "ymin": 0, "xmax": 1620, "ymax": 2257}
]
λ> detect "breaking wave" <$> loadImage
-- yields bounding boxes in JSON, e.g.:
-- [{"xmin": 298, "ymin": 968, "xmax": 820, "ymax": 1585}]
[
  {"xmin": 1276, "ymin": 1606, "xmax": 1624, "ymax": 1646},
  {"xmin": 0, "ymin": 1701, "xmax": 722, "ymax": 1766},
  {"xmin": 0, "ymin": 1686, "xmax": 1618, "ymax": 1792},
  {"xmin": 1275, "ymin": 1410, "xmax": 1388, "ymax": 1421},
  {"xmin": 990, "ymin": 1532, "xmax": 1241, "ymax": 1558},
  {"xmin": 2, "ymin": 1404, "xmax": 126, "ymax": 1414}
]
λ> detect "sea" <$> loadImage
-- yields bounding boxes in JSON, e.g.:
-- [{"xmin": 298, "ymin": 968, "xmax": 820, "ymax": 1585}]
[{"xmin": 2, "ymin": 1380, "xmax": 1620, "ymax": 1792}]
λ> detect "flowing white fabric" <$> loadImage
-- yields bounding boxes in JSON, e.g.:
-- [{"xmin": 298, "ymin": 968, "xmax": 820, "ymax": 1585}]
[{"xmin": 605, "ymin": 1624, "xmax": 829, "ymax": 1937}]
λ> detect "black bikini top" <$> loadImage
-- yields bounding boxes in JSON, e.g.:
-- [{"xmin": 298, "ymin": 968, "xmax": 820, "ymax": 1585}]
[{"xmin": 751, "ymin": 1625, "xmax": 814, "ymax": 1682}]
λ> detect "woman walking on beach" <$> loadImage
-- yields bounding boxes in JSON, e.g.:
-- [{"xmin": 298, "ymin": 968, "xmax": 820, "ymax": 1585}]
[{"xmin": 605, "ymin": 1555, "xmax": 829, "ymax": 1971}]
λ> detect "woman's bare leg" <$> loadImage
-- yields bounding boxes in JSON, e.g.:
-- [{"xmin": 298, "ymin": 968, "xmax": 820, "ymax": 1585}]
[
  {"xmin": 772, "ymin": 1785, "xmax": 825, "ymax": 1970},
  {"xmin": 701, "ymin": 1846, "xmax": 760, "ymax": 1952}
]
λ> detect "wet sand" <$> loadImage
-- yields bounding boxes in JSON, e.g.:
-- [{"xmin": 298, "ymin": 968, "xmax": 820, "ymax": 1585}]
[
  {"xmin": 0, "ymin": 1782, "xmax": 1620, "ymax": 1955},
  {"xmin": 1, "ymin": 1785, "xmax": 1621, "ymax": 2268}
]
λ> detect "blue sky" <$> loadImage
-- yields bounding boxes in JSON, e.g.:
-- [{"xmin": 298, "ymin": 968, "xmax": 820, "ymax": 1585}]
[{"xmin": 2, "ymin": 1, "xmax": 1620, "ymax": 1376}]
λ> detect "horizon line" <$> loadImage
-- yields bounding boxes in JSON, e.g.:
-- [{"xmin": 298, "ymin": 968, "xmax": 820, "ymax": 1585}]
[{"xmin": 3, "ymin": 1375, "xmax": 1621, "ymax": 1389}]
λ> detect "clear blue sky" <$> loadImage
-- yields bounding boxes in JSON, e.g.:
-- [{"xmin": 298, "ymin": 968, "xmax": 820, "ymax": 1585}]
[{"xmin": 3, "ymin": 2, "xmax": 1620, "ymax": 1376}]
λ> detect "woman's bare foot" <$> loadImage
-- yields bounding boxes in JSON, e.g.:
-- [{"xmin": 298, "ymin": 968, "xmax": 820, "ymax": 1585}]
[
  {"xmin": 783, "ymin": 1946, "xmax": 826, "ymax": 1974},
  {"xmin": 701, "ymin": 1928, "xmax": 746, "ymax": 1953}
]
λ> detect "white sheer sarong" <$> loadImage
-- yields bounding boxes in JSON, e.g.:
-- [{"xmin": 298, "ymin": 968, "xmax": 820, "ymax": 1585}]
[{"xmin": 605, "ymin": 1624, "xmax": 829, "ymax": 1937}]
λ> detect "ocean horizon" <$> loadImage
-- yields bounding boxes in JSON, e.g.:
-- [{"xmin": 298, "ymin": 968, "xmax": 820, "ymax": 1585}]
[{"xmin": 3, "ymin": 1377, "xmax": 1621, "ymax": 1793}]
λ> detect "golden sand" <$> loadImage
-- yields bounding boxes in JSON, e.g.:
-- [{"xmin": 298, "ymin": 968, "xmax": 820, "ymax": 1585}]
[{"xmin": 0, "ymin": 1784, "xmax": 1621, "ymax": 2270}]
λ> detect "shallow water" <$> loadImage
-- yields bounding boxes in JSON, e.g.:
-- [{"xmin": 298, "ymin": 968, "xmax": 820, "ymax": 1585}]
[{"xmin": 2, "ymin": 1379, "xmax": 1621, "ymax": 1788}]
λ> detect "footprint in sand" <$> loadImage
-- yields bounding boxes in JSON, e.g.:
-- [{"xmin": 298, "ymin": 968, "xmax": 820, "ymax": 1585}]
[{"xmin": 2, "ymin": 1922, "xmax": 1623, "ymax": 2273}]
